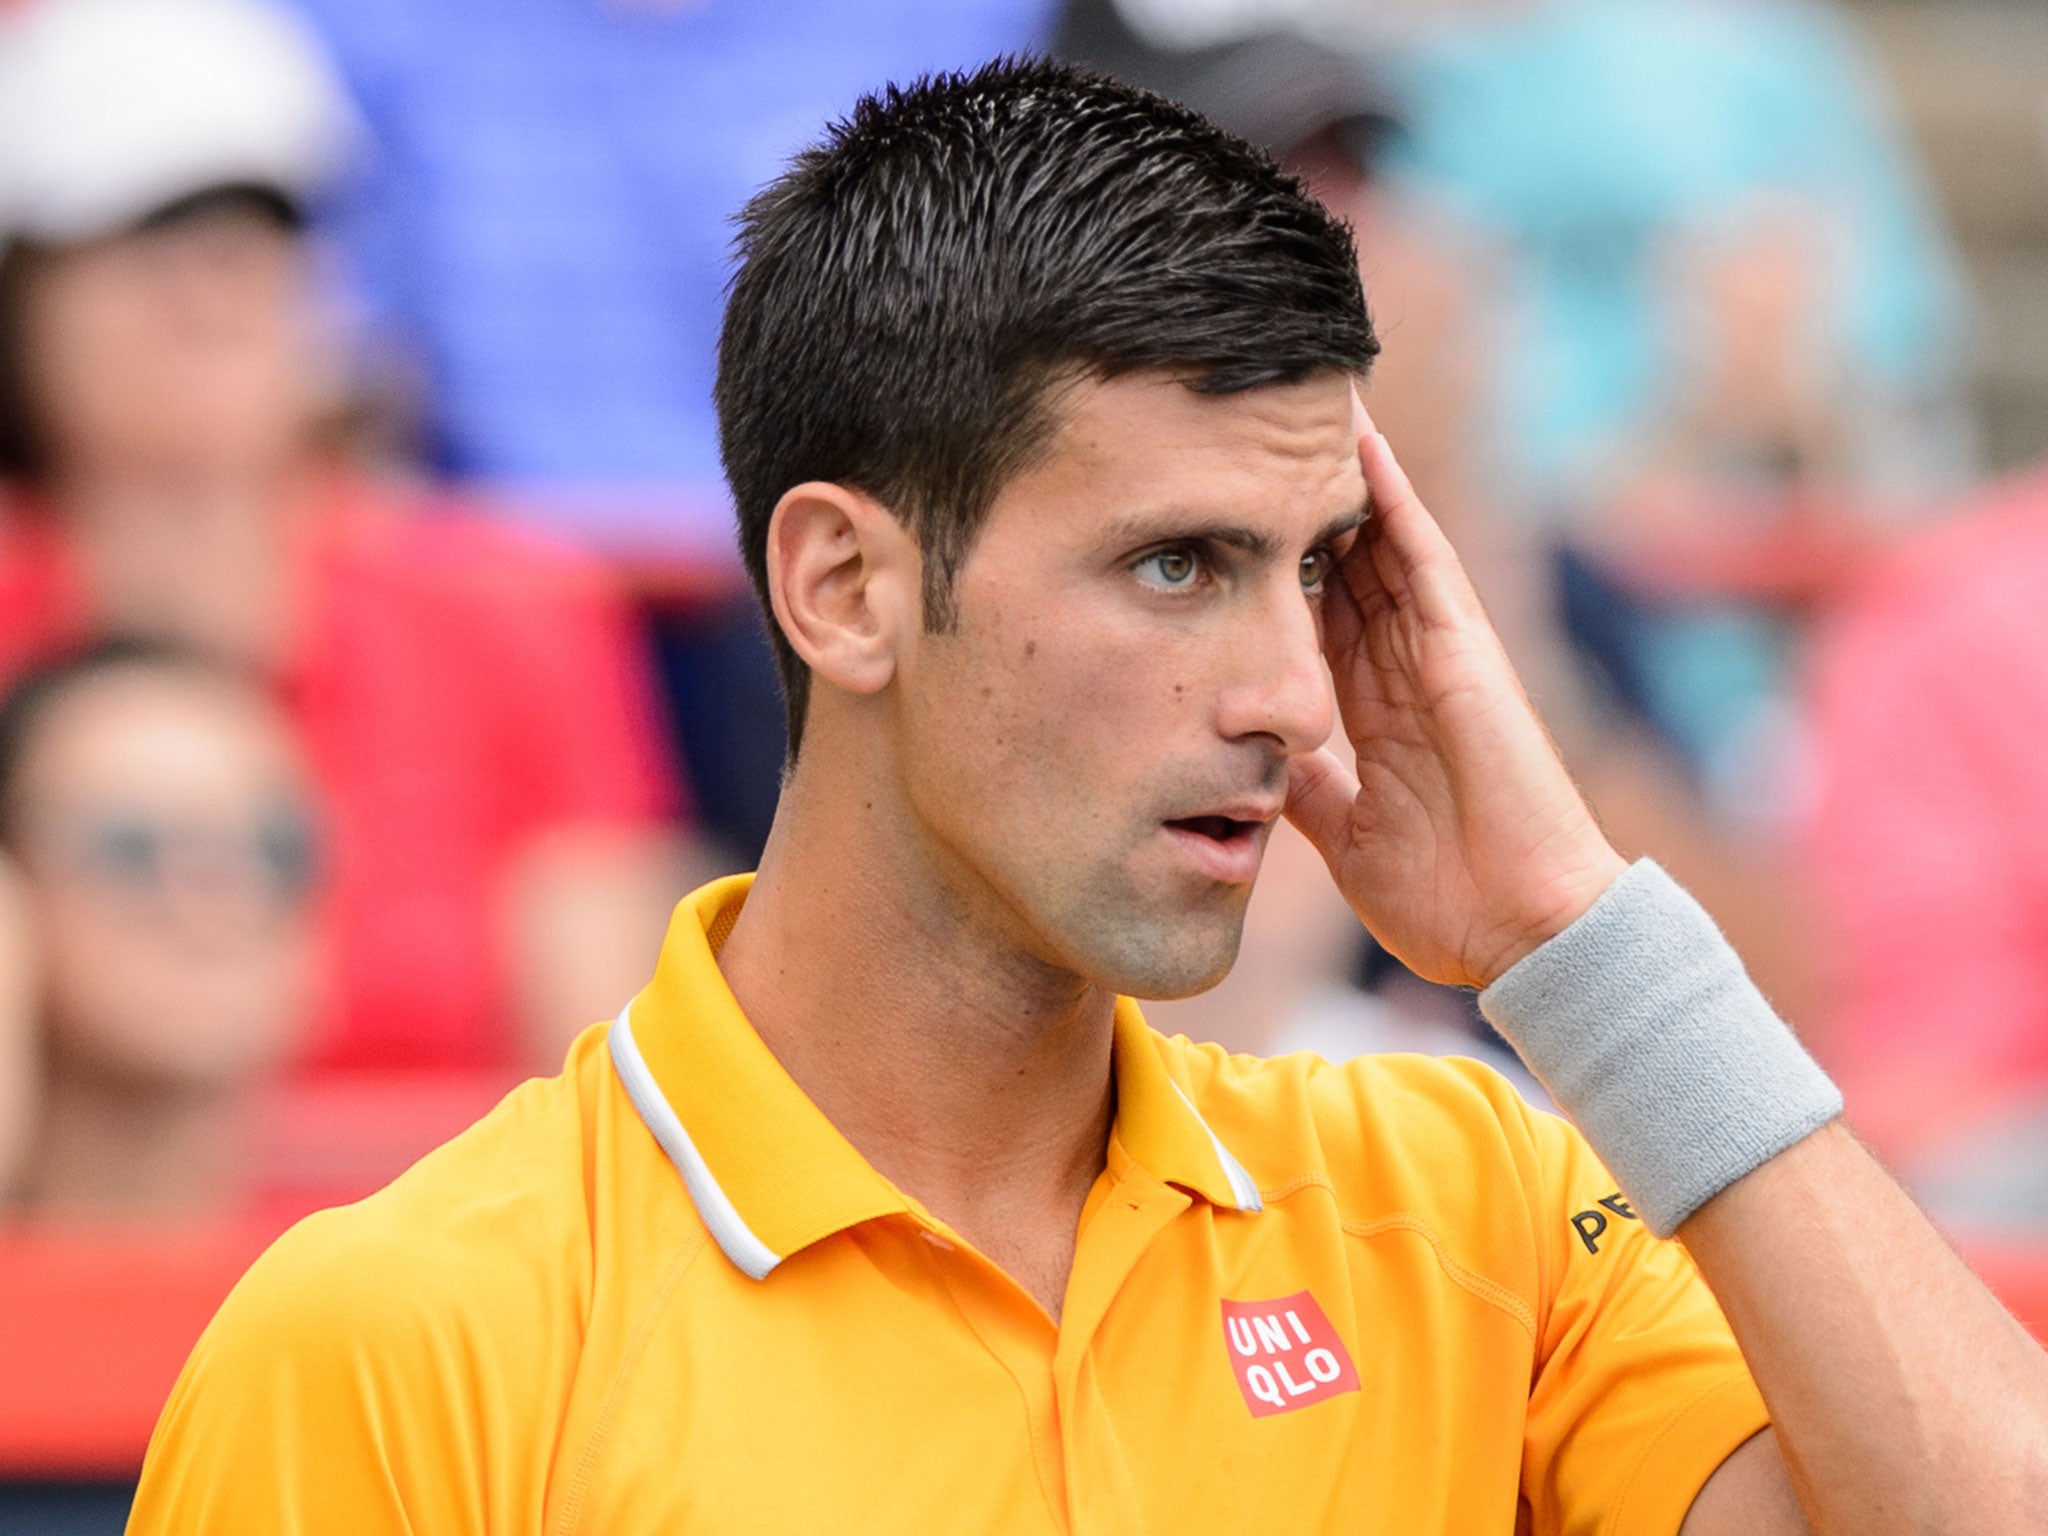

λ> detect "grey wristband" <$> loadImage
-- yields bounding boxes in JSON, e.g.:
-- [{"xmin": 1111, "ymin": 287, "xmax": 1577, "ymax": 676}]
[{"xmin": 1478, "ymin": 859, "xmax": 1842, "ymax": 1237}]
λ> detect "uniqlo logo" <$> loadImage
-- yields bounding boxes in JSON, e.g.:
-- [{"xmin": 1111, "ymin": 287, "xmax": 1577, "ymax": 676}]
[{"xmin": 1220, "ymin": 1290, "xmax": 1360, "ymax": 1418}]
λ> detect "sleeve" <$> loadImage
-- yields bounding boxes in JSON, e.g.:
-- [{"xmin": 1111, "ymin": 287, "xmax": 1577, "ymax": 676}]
[
  {"xmin": 1513, "ymin": 1099, "xmax": 1770, "ymax": 1536},
  {"xmin": 126, "ymin": 1211, "xmax": 511, "ymax": 1536}
]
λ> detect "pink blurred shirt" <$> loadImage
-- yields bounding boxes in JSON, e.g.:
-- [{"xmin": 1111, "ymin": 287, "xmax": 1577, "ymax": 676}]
[{"xmin": 1807, "ymin": 472, "xmax": 2048, "ymax": 1162}]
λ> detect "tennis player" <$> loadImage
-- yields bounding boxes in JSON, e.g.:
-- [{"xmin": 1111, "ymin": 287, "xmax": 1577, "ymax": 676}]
[{"xmin": 128, "ymin": 60, "xmax": 2047, "ymax": 1534}]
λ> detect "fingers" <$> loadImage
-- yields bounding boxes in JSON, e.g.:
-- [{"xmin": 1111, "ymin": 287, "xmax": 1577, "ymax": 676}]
[
  {"xmin": 1320, "ymin": 535, "xmax": 1367, "ymax": 660},
  {"xmin": 1347, "ymin": 384, "xmax": 1452, "ymax": 560},
  {"xmin": 1282, "ymin": 746, "xmax": 1361, "ymax": 872},
  {"xmin": 1347, "ymin": 390, "xmax": 1485, "ymax": 633},
  {"xmin": 1350, "ymin": 386, "xmax": 1374, "ymax": 444},
  {"xmin": 1358, "ymin": 426, "xmax": 1455, "ymax": 569}
]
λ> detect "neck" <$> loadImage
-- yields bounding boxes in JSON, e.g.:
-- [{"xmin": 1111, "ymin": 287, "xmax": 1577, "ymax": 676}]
[
  {"xmin": 18, "ymin": 1055, "xmax": 257, "ymax": 1220},
  {"xmin": 50, "ymin": 458, "xmax": 313, "ymax": 671},
  {"xmin": 716, "ymin": 752, "xmax": 1117, "ymax": 1280}
]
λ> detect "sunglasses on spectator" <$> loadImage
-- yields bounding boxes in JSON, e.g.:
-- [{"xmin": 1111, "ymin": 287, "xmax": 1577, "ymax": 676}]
[{"xmin": 16, "ymin": 803, "xmax": 321, "ymax": 905}]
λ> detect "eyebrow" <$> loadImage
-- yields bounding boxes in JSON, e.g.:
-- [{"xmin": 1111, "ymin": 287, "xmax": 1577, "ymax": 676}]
[{"xmin": 1103, "ymin": 501, "xmax": 1369, "ymax": 560}]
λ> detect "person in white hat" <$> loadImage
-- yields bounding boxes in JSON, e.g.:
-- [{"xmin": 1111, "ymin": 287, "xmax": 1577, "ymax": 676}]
[
  {"xmin": 0, "ymin": 0, "xmax": 355, "ymax": 575},
  {"xmin": 0, "ymin": 0, "xmax": 695, "ymax": 1098},
  {"xmin": 0, "ymin": 0, "xmax": 352, "ymax": 255}
]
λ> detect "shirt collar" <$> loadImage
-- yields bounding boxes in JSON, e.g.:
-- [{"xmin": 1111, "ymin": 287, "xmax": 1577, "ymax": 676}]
[{"xmin": 610, "ymin": 874, "xmax": 1262, "ymax": 1281}]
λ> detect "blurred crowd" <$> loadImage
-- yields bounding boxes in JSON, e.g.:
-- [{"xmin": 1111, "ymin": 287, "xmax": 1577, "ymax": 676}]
[{"xmin": 0, "ymin": 0, "xmax": 2044, "ymax": 1236}]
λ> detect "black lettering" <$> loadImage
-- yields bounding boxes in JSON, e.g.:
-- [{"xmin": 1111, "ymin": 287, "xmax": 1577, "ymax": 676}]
[
  {"xmin": 1598, "ymin": 1193, "xmax": 1639, "ymax": 1222},
  {"xmin": 1570, "ymin": 1209, "xmax": 1608, "ymax": 1254}
]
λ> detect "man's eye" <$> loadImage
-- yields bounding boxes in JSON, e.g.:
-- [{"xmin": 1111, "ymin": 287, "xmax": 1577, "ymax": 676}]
[
  {"xmin": 1300, "ymin": 548, "xmax": 1336, "ymax": 591},
  {"xmin": 1134, "ymin": 547, "xmax": 1202, "ymax": 589}
]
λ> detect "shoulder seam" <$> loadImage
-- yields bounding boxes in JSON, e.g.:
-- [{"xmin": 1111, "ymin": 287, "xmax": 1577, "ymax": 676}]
[{"xmin": 550, "ymin": 1225, "xmax": 713, "ymax": 1536}]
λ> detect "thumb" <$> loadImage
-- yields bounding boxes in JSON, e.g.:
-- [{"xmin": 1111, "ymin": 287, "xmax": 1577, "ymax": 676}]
[{"xmin": 1283, "ymin": 747, "xmax": 1360, "ymax": 873}]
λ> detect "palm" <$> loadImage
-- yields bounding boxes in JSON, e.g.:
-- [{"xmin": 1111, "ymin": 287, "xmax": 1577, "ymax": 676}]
[{"xmin": 1285, "ymin": 411, "xmax": 1624, "ymax": 989}]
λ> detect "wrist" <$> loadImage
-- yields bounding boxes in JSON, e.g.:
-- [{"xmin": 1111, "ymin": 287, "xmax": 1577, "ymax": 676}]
[
  {"xmin": 1474, "ymin": 844, "xmax": 1630, "ymax": 989},
  {"xmin": 1477, "ymin": 858, "xmax": 1841, "ymax": 1236}
]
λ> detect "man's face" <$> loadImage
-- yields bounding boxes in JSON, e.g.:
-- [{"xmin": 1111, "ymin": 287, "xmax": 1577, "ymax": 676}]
[{"xmin": 889, "ymin": 368, "xmax": 1366, "ymax": 999}]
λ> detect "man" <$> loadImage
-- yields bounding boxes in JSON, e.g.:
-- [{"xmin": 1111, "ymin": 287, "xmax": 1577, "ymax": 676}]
[{"xmin": 129, "ymin": 61, "xmax": 2048, "ymax": 1533}]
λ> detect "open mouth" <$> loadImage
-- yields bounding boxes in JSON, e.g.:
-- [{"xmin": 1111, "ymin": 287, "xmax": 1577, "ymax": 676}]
[
  {"xmin": 1161, "ymin": 813, "xmax": 1271, "ymax": 883},
  {"xmin": 1164, "ymin": 815, "xmax": 1263, "ymax": 845}
]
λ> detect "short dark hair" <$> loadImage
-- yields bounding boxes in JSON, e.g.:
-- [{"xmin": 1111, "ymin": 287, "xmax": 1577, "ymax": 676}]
[{"xmin": 715, "ymin": 57, "xmax": 1379, "ymax": 753}]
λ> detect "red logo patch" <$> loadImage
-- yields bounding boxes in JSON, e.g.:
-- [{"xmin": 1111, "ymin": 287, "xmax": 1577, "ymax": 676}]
[{"xmin": 1220, "ymin": 1290, "xmax": 1360, "ymax": 1417}]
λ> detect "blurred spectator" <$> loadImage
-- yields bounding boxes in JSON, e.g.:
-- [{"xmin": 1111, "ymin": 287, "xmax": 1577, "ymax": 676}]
[
  {"xmin": 1340, "ymin": 0, "xmax": 1975, "ymax": 821},
  {"xmin": 0, "ymin": 0, "xmax": 692, "ymax": 1078},
  {"xmin": 1806, "ymin": 469, "xmax": 2048, "ymax": 1225},
  {"xmin": 279, "ymin": 0, "xmax": 1054, "ymax": 857},
  {"xmin": 1358, "ymin": 0, "xmax": 1972, "ymax": 516},
  {"xmin": 0, "ymin": 640, "xmax": 319, "ymax": 1217}
]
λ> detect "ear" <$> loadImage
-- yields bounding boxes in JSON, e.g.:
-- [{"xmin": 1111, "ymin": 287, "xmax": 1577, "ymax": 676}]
[{"xmin": 766, "ymin": 481, "xmax": 921, "ymax": 699}]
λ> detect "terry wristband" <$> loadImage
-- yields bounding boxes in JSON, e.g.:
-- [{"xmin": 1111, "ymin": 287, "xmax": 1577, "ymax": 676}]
[{"xmin": 1477, "ymin": 858, "xmax": 1842, "ymax": 1237}]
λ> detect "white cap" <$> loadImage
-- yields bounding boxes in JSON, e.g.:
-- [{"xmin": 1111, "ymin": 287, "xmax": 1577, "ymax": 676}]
[{"xmin": 0, "ymin": 0, "xmax": 357, "ymax": 247}]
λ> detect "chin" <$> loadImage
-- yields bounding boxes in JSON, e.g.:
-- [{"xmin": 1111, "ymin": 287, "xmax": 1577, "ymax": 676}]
[
  {"xmin": 1024, "ymin": 854, "xmax": 1252, "ymax": 998},
  {"xmin": 1128, "ymin": 963, "xmax": 1236, "ymax": 1003},
  {"xmin": 1074, "ymin": 913, "xmax": 1244, "ymax": 1002}
]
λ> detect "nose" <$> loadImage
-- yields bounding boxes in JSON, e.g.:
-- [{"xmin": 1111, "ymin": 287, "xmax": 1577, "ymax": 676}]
[{"xmin": 1213, "ymin": 580, "xmax": 1335, "ymax": 756}]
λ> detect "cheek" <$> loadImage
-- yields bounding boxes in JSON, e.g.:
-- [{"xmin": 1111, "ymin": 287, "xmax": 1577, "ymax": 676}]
[
  {"xmin": 28, "ymin": 268, "xmax": 304, "ymax": 431},
  {"xmin": 27, "ymin": 299, "xmax": 188, "ymax": 458},
  {"xmin": 37, "ymin": 888, "xmax": 313, "ymax": 1075},
  {"xmin": 35, "ymin": 887, "xmax": 127, "ymax": 988},
  {"xmin": 976, "ymin": 636, "xmax": 1202, "ymax": 836},
  {"xmin": 23, "ymin": 288, "xmax": 120, "ymax": 417},
  {"xmin": 912, "ymin": 571, "xmax": 1216, "ymax": 833},
  {"xmin": 1043, "ymin": 625, "xmax": 1209, "ymax": 748}
]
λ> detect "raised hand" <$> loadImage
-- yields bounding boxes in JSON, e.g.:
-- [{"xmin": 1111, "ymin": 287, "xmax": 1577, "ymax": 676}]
[{"xmin": 1283, "ymin": 392, "xmax": 1627, "ymax": 989}]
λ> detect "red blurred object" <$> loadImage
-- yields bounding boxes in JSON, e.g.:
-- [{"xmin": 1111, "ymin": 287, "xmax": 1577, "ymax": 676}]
[
  {"xmin": 255, "ymin": 1068, "xmax": 522, "ymax": 1211},
  {"xmin": 0, "ymin": 479, "xmax": 680, "ymax": 1078},
  {"xmin": 1961, "ymin": 1241, "xmax": 2048, "ymax": 1345},
  {"xmin": 1598, "ymin": 486, "xmax": 1884, "ymax": 603},
  {"xmin": 0, "ymin": 1068, "xmax": 520, "ymax": 1476},
  {"xmin": 0, "ymin": 1216, "xmax": 284, "ymax": 1477},
  {"xmin": 618, "ymin": 547, "xmax": 752, "ymax": 611}
]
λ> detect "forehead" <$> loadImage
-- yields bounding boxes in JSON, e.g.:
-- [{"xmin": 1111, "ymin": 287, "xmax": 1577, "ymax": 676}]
[
  {"xmin": 988, "ymin": 369, "xmax": 1364, "ymax": 546},
  {"xmin": 17, "ymin": 669, "xmax": 296, "ymax": 809}
]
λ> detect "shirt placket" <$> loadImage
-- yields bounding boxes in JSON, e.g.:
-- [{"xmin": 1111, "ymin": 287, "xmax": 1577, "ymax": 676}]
[
  {"xmin": 1052, "ymin": 1165, "xmax": 1194, "ymax": 1536},
  {"xmin": 908, "ymin": 1213, "xmax": 1071, "ymax": 1532},
  {"xmin": 899, "ymin": 1165, "xmax": 1197, "ymax": 1536}
]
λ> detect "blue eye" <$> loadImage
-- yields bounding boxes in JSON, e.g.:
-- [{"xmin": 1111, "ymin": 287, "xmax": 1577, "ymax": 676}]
[{"xmin": 1135, "ymin": 547, "xmax": 1201, "ymax": 590}]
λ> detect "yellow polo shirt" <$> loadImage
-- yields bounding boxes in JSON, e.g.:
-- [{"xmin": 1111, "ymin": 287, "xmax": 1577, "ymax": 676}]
[{"xmin": 130, "ymin": 875, "xmax": 1767, "ymax": 1535}]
